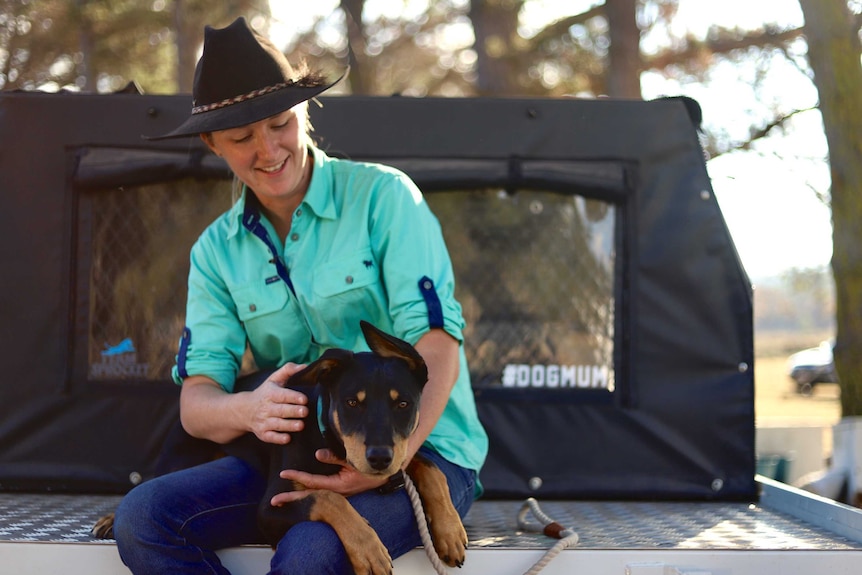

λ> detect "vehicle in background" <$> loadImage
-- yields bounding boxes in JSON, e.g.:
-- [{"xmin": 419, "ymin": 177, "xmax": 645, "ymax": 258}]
[{"xmin": 788, "ymin": 340, "xmax": 838, "ymax": 396}]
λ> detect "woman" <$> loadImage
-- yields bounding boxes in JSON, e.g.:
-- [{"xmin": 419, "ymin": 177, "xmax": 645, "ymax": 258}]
[{"xmin": 112, "ymin": 16, "xmax": 488, "ymax": 575}]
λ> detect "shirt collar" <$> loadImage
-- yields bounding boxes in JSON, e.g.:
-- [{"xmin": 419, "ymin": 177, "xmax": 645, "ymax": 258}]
[
  {"xmin": 226, "ymin": 145, "xmax": 336, "ymax": 240},
  {"xmin": 303, "ymin": 145, "xmax": 337, "ymax": 221},
  {"xmin": 226, "ymin": 187, "xmax": 248, "ymax": 240}
]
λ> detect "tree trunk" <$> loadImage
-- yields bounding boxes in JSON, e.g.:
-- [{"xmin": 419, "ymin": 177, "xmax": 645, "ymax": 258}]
[
  {"xmin": 605, "ymin": 0, "xmax": 641, "ymax": 98},
  {"xmin": 174, "ymin": 0, "xmax": 197, "ymax": 93},
  {"xmin": 798, "ymin": 0, "xmax": 862, "ymax": 417},
  {"xmin": 469, "ymin": 0, "xmax": 522, "ymax": 96},
  {"xmin": 341, "ymin": 0, "xmax": 371, "ymax": 94},
  {"xmin": 77, "ymin": 19, "xmax": 95, "ymax": 92}
]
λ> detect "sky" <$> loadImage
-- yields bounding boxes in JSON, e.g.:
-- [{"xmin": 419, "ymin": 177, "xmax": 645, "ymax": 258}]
[{"xmin": 269, "ymin": 0, "xmax": 835, "ymax": 280}]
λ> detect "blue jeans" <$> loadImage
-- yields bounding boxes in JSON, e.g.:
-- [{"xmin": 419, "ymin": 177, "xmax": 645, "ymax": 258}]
[{"xmin": 114, "ymin": 447, "xmax": 476, "ymax": 574}]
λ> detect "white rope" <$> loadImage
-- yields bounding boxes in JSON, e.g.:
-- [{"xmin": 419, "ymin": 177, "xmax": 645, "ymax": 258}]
[
  {"xmin": 516, "ymin": 497, "xmax": 580, "ymax": 575},
  {"xmin": 403, "ymin": 472, "xmax": 450, "ymax": 575},
  {"xmin": 404, "ymin": 478, "xmax": 579, "ymax": 575}
]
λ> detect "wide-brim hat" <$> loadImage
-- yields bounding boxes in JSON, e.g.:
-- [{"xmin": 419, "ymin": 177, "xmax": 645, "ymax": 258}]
[{"xmin": 148, "ymin": 17, "xmax": 345, "ymax": 140}]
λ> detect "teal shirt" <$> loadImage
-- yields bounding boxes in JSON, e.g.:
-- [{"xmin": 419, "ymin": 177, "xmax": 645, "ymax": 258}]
[{"xmin": 172, "ymin": 146, "xmax": 488, "ymax": 481}]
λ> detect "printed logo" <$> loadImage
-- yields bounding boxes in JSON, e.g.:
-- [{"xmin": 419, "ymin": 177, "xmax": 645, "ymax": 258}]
[
  {"xmin": 502, "ymin": 364, "xmax": 611, "ymax": 390},
  {"xmin": 90, "ymin": 337, "xmax": 149, "ymax": 379}
]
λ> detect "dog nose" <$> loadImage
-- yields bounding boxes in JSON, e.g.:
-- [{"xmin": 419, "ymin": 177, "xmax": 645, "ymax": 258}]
[{"xmin": 366, "ymin": 446, "xmax": 394, "ymax": 471}]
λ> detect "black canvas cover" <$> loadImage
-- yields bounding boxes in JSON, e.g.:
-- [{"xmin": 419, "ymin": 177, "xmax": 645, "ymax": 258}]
[{"xmin": 0, "ymin": 91, "xmax": 754, "ymax": 499}]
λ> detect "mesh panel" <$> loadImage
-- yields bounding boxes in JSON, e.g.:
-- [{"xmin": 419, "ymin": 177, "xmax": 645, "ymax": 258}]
[
  {"xmin": 84, "ymin": 179, "xmax": 233, "ymax": 382},
  {"xmin": 81, "ymin": 183, "xmax": 615, "ymax": 389},
  {"xmin": 427, "ymin": 189, "xmax": 615, "ymax": 391}
]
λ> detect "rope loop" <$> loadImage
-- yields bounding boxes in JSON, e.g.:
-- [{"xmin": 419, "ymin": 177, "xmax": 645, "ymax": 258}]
[
  {"xmin": 517, "ymin": 497, "xmax": 580, "ymax": 575},
  {"xmin": 405, "ymin": 480, "xmax": 579, "ymax": 575}
]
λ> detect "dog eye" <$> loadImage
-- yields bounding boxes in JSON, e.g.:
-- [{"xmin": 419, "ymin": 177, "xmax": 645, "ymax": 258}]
[
  {"xmin": 396, "ymin": 400, "xmax": 410, "ymax": 409},
  {"xmin": 346, "ymin": 398, "xmax": 359, "ymax": 408}
]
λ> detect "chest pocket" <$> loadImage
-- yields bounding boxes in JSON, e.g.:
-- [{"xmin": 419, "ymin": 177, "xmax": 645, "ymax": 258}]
[
  {"xmin": 231, "ymin": 279, "xmax": 310, "ymax": 366},
  {"xmin": 233, "ymin": 279, "xmax": 290, "ymax": 322},
  {"xmin": 313, "ymin": 248, "xmax": 380, "ymax": 299}
]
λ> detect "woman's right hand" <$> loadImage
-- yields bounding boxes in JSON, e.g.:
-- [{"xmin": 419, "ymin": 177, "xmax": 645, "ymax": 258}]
[
  {"xmin": 247, "ymin": 362, "xmax": 309, "ymax": 444},
  {"xmin": 180, "ymin": 363, "xmax": 309, "ymax": 445}
]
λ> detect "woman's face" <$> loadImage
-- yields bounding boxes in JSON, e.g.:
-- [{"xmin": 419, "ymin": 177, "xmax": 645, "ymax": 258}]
[{"xmin": 202, "ymin": 104, "xmax": 312, "ymax": 213}]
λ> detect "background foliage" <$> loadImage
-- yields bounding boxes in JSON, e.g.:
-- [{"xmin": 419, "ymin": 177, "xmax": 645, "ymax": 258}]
[{"xmin": 3, "ymin": 0, "xmax": 860, "ymax": 413}]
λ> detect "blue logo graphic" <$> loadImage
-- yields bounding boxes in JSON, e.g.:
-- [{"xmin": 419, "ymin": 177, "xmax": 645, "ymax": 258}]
[{"xmin": 101, "ymin": 337, "xmax": 135, "ymax": 357}]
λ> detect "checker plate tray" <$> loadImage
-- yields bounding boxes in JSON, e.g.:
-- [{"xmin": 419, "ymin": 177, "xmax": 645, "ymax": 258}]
[{"xmin": 1, "ymin": 493, "xmax": 860, "ymax": 550}]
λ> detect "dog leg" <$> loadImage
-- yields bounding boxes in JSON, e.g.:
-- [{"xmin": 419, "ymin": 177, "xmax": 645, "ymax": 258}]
[
  {"xmin": 91, "ymin": 512, "xmax": 115, "ymax": 539},
  {"xmin": 307, "ymin": 491, "xmax": 393, "ymax": 575},
  {"xmin": 406, "ymin": 455, "xmax": 468, "ymax": 568}
]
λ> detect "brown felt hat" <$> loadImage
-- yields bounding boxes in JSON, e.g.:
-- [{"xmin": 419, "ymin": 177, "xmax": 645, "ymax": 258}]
[{"xmin": 148, "ymin": 17, "xmax": 345, "ymax": 140}]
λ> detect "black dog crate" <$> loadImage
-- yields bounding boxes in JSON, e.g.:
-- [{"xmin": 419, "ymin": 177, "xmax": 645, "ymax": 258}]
[{"xmin": 0, "ymin": 91, "xmax": 753, "ymax": 500}]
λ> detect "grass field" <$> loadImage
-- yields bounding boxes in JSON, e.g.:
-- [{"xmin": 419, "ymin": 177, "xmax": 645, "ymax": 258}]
[
  {"xmin": 754, "ymin": 329, "xmax": 839, "ymax": 425},
  {"xmin": 755, "ymin": 355, "xmax": 840, "ymax": 426},
  {"xmin": 754, "ymin": 331, "xmax": 840, "ymax": 463}
]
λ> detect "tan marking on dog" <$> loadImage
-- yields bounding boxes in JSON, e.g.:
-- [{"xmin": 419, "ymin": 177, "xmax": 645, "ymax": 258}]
[
  {"xmin": 91, "ymin": 512, "xmax": 115, "ymax": 539},
  {"xmin": 407, "ymin": 457, "xmax": 468, "ymax": 568},
  {"xmin": 390, "ymin": 389, "xmax": 399, "ymax": 401},
  {"xmin": 339, "ymin": 431, "xmax": 402, "ymax": 477},
  {"xmin": 309, "ymin": 490, "xmax": 392, "ymax": 575},
  {"xmin": 356, "ymin": 390, "xmax": 366, "ymax": 403},
  {"xmin": 331, "ymin": 407, "xmax": 341, "ymax": 435},
  {"xmin": 333, "ymin": 394, "xmax": 408, "ymax": 477},
  {"xmin": 385, "ymin": 413, "xmax": 420, "ymax": 478},
  {"xmin": 332, "ymin": 409, "xmax": 382, "ymax": 475},
  {"xmin": 390, "ymin": 431, "xmax": 410, "ymax": 474}
]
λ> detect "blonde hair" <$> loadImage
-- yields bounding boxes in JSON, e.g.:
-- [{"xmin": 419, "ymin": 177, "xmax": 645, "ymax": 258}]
[{"xmin": 231, "ymin": 175, "xmax": 245, "ymax": 205}]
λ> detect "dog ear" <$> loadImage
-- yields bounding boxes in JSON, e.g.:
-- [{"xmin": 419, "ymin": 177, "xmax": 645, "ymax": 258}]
[
  {"xmin": 360, "ymin": 320, "xmax": 428, "ymax": 385},
  {"xmin": 291, "ymin": 349, "xmax": 354, "ymax": 387}
]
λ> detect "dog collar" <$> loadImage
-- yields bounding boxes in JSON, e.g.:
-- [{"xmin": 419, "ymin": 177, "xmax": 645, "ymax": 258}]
[{"xmin": 377, "ymin": 470, "xmax": 406, "ymax": 495}]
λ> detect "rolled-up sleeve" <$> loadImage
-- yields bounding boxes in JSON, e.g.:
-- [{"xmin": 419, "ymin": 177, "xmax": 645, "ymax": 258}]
[
  {"xmin": 171, "ymin": 234, "xmax": 247, "ymax": 391},
  {"xmin": 369, "ymin": 171, "xmax": 465, "ymax": 345}
]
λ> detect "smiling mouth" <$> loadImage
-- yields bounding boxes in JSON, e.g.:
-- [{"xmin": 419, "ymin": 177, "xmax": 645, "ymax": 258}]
[{"xmin": 259, "ymin": 159, "xmax": 286, "ymax": 174}]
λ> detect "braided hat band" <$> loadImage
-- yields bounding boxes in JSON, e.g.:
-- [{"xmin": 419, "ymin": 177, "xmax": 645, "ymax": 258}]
[
  {"xmin": 192, "ymin": 82, "xmax": 291, "ymax": 115},
  {"xmin": 191, "ymin": 72, "xmax": 330, "ymax": 115}
]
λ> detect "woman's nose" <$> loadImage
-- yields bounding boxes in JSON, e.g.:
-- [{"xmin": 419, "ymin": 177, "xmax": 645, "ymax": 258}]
[{"xmin": 253, "ymin": 131, "xmax": 278, "ymax": 159}]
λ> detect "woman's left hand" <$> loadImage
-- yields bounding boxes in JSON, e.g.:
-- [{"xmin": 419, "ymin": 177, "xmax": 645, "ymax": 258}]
[{"xmin": 271, "ymin": 449, "xmax": 390, "ymax": 506}]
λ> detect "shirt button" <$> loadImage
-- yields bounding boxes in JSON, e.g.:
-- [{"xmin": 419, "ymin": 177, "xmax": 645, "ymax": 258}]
[
  {"xmin": 423, "ymin": 280, "xmax": 433, "ymax": 290},
  {"xmin": 249, "ymin": 304, "xmax": 257, "ymax": 312},
  {"xmin": 295, "ymin": 208, "xmax": 302, "ymax": 217},
  {"xmin": 345, "ymin": 276, "xmax": 354, "ymax": 285},
  {"xmin": 291, "ymin": 233, "xmax": 299, "ymax": 241}
]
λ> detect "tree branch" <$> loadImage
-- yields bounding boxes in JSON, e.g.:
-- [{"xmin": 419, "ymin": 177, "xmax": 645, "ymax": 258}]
[
  {"xmin": 644, "ymin": 26, "xmax": 804, "ymax": 71},
  {"xmin": 527, "ymin": 5, "xmax": 605, "ymax": 48}
]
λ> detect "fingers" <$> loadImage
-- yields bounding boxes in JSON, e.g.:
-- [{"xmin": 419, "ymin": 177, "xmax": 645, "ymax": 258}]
[
  {"xmin": 268, "ymin": 362, "xmax": 308, "ymax": 385},
  {"xmin": 259, "ymin": 414, "xmax": 305, "ymax": 440},
  {"xmin": 265, "ymin": 391, "xmax": 308, "ymax": 419},
  {"xmin": 248, "ymin": 379, "xmax": 309, "ymax": 444},
  {"xmin": 278, "ymin": 464, "xmax": 390, "ymax": 497},
  {"xmin": 259, "ymin": 428, "xmax": 293, "ymax": 445},
  {"xmin": 257, "ymin": 380, "xmax": 308, "ymax": 417},
  {"xmin": 271, "ymin": 489, "xmax": 313, "ymax": 507},
  {"xmin": 279, "ymin": 468, "xmax": 317, "ymax": 485},
  {"xmin": 253, "ymin": 406, "xmax": 308, "ymax": 444},
  {"xmin": 262, "ymin": 380, "xmax": 308, "ymax": 406},
  {"xmin": 314, "ymin": 448, "xmax": 341, "ymax": 465},
  {"xmin": 277, "ymin": 469, "xmax": 356, "ymax": 493}
]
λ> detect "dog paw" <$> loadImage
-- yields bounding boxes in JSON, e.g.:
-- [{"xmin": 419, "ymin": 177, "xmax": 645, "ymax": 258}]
[
  {"xmin": 431, "ymin": 518, "xmax": 468, "ymax": 568},
  {"xmin": 346, "ymin": 536, "xmax": 393, "ymax": 575},
  {"xmin": 91, "ymin": 513, "xmax": 116, "ymax": 539}
]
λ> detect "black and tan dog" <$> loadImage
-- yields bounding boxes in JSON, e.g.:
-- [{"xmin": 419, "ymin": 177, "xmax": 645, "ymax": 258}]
[{"xmin": 94, "ymin": 321, "xmax": 467, "ymax": 574}]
